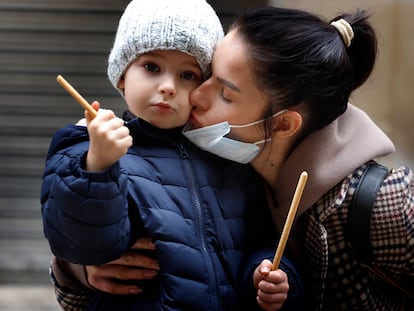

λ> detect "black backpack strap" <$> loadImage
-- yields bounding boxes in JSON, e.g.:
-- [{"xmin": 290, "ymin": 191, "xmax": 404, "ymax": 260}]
[
  {"xmin": 348, "ymin": 163, "xmax": 388, "ymax": 264},
  {"xmin": 348, "ymin": 163, "xmax": 414, "ymax": 300}
]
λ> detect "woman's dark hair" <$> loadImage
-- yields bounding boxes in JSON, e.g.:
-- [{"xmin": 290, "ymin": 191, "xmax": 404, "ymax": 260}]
[{"xmin": 229, "ymin": 7, "xmax": 377, "ymax": 135}]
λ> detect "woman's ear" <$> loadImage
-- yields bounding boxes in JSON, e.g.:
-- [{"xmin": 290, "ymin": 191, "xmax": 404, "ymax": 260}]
[{"xmin": 272, "ymin": 110, "xmax": 302, "ymax": 138}]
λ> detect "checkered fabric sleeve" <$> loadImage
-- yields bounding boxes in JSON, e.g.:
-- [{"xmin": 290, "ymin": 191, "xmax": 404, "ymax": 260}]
[
  {"xmin": 50, "ymin": 265, "xmax": 91, "ymax": 311},
  {"xmin": 302, "ymin": 162, "xmax": 414, "ymax": 310},
  {"xmin": 370, "ymin": 165, "xmax": 414, "ymax": 277}
]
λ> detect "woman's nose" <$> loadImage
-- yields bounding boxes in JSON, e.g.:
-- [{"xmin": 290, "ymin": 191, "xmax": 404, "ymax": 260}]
[{"xmin": 190, "ymin": 81, "xmax": 210, "ymax": 110}]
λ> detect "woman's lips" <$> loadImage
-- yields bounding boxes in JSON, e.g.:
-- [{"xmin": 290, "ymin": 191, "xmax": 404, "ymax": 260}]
[{"xmin": 189, "ymin": 113, "xmax": 203, "ymax": 128}]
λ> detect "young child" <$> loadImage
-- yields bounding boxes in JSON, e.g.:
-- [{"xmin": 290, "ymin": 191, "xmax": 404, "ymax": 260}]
[{"xmin": 41, "ymin": 0, "xmax": 295, "ymax": 310}]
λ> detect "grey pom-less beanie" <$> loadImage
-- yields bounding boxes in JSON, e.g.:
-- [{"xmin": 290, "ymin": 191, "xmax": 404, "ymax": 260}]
[{"xmin": 107, "ymin": 0, "xmax": 224, "ymax": 93}]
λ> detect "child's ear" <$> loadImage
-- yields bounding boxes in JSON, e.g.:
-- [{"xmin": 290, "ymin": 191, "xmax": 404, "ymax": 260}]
[{"xmin": 272, "ymin": 110, "xmax": 302, "ymax": 138}]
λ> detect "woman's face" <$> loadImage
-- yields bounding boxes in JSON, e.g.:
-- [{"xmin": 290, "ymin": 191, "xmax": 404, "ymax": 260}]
[{"xmin": 189, "ymin": 30, "xmax": 269, "ymax": 141}]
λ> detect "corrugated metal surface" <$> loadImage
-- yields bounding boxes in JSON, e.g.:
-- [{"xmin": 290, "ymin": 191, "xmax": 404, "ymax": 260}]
[{"xmin": 0, "ymin": 0, "xmax": 129, "ymax": 284}]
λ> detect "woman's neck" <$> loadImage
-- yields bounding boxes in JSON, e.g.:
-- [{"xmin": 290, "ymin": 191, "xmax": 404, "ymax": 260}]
[{"xmin": 251, "ymin": 141, "xmax": 289, "ymax": 189}]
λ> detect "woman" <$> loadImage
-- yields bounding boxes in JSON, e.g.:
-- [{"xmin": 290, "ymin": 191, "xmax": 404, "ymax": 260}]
[
  {"xmin": 52, "ymin": 6, "xmax": 414, "ymax": 310},
  {"xmin": 182, "ymin": 6, "xmax": 413, "ymax": 310}
]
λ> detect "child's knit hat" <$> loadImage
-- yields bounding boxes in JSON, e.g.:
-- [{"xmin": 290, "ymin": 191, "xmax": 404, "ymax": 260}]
[{"xmin": 107, "ymin": 0, "xmax": 224, "ymax": 93}]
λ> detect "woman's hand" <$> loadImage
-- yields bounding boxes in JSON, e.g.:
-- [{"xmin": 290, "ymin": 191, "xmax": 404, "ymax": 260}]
[
  {"xmin": 253, "ymin": 259, "xmax": 289, "ymax": 311},
  {"xmin": 86, "ymin": 238, "xmax": 159, "ymax": 295}
]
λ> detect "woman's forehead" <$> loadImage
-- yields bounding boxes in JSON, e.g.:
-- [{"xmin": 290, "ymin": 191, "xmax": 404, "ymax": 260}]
[
  {"xmin": 214, "ymin": 31, "xmax": 265, "ymax": 97},
  {"xmin": 215, "ymin": 30, "xmax": 244, "ymax": 61},
  {"xmin": 213, "ymin": 32, "xmax": 252, "ymax": 86}
]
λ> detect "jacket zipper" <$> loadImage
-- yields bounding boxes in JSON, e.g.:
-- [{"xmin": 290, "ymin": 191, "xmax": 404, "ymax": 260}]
[{"xmin": 178, "ymin": 143, "xmax": 219, "ymax": 310}]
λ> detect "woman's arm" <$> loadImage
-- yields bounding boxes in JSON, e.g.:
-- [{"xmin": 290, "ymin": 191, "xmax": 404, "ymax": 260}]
[{"xmin": 51, "ymin": 238, "xmax": 160, "ymax": 310}]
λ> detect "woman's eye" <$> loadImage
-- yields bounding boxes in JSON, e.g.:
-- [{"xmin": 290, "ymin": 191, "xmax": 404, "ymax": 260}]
[
  {"xmin": 144, "ymin": 63, "xmax": 160, "ymax": 72},
  {"xmin": 220, "ymin": 91, "xmax": 231, "ymax": 103},
  {"xmin": 180, "ymin": 71, "xmax": 196, "ymax": 80}
]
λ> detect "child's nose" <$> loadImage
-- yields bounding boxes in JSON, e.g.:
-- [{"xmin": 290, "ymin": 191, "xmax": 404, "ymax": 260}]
[{"xmin": 159, "ymin": 77, "xmax": 176, "ymax": 97}]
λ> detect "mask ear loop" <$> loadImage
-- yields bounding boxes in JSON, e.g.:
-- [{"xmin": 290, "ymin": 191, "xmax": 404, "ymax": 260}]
[
  {"xmin": 229, "ymin": 109, "xmax": 288, "ymax": 129},
  {"xmin": 252, "ymin": 138, "xmax": 272, "ymax": 146},
  {"xmin": 229, "ymin": 110, "xmax": 289, "ymax": 145}
]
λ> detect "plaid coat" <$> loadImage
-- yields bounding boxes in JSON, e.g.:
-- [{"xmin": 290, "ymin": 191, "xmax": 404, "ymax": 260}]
[
  {"xmin": 302, "ymin": 162, "xmax": 414, "ymax": 310},
  {"xmin": 270, "ymin": 105, "xmax": 413, "ymax": 310}
]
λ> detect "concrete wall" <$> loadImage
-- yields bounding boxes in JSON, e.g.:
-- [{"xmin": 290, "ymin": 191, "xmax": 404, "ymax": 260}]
[{"xmin": 271, "ymin": 0, "xmax": 414, "ymax": 168}]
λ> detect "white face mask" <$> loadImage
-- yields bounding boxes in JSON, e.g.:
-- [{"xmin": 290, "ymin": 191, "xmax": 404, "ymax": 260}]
[{"xmin": 182, "ymin": 110, "xmax": 285, "ymax": 164}]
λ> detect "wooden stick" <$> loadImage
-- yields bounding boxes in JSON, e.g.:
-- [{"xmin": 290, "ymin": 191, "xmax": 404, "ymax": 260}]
[
  {"xmin": 56, "ymin": 74, "xmax": 97, "ymax": 118},
  {"xmin": 272, "ymin": 171, "xmax": 308, "ymax": 270}
]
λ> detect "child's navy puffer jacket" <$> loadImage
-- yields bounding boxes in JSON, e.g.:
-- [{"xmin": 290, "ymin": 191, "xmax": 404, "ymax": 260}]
[{"xmin": 41, "ymin": 117, "xmax": 270, "ymax": 311}]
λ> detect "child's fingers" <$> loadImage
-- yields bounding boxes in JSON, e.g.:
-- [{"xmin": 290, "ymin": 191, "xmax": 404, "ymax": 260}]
[
  {"xmin": 262, "ymin": 268, "xmax": 287, "ymax": 284},
  {"xmin": 85, "ymin": 101, "xmax": 100, "ymax": 121},
  {"xmin": 258, "ymin": 276, "xmax": 289, "ymax": 293},
  {"xmin": 258, "ymin": 259, "xmax": 273, "ymax": 276},
  {"xmin": 87, "ymin": 109, "xmax": 117, "ymax": 128},
  {"xmin": 256, "ymin": 295, "xmax": 285, "ymax": 311},
  {"xmin": 255, "ymin": 261, "xmax": 289, "ymax": 310},
  {"xmin": 256, "ymin": 280, "xmax": 288, "ymax": 311},
  {"xmin": 91, "ymin": 101, "xmax": 100, "ymax": 110},
  {"xmin": 257, "ymin": 288, "xmax": 288, "ymax": 303}
]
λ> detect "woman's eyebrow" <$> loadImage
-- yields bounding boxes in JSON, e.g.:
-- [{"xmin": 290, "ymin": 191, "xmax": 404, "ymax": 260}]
[{"xmin": 217, "ymin": 77, "xmax": 240, "ymax": 93}]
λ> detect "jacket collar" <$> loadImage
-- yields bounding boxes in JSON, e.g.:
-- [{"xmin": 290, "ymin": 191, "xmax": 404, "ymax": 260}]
[{"xmin": 125, "ymin": 117, "xmax": 184, "ymax": 145}]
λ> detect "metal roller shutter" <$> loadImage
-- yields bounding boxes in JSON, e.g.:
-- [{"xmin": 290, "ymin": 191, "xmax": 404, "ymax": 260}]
[{"xmin": 0, "ymin": 0, "xmax": 129, "ymax": 284}]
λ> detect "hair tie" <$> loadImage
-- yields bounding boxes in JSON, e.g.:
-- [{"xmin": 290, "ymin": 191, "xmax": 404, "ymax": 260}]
[{"xmin": 330, "ymin": 18, "xmax": 354, "ymax": 48}]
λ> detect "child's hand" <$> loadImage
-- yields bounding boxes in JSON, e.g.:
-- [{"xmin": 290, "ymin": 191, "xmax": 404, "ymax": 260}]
[
  {"xmin": 86, "ymin": 101, "xmax": 133, "ymax": 171},
  {"xmin": 253, "ymin": 259, "xmax": 289, "ymax": 311}
]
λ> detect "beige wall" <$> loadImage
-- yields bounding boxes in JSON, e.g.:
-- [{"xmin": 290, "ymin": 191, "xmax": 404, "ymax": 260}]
[{"xmin": 271, "ymin": 0, "xmax": 414, "ymax": 168}]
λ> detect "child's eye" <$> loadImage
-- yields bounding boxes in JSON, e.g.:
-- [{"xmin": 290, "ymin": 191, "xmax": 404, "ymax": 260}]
[
  {"xmin": 180, "ymin": 71, "xmax": 196, "ymax": 80},
  {"xmin": 144, "ymin": 63, "xmax": 160, "ymax": 72}
]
